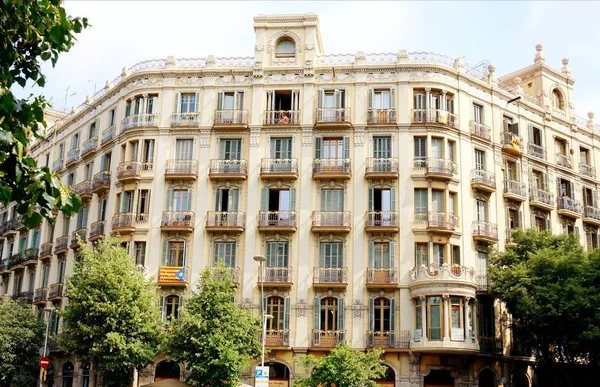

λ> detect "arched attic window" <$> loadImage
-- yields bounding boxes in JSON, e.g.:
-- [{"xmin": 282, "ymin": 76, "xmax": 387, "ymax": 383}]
[
  {"xmin": 552, "ymin": 88, "xmax": 564, "ymax": 111},
  {"xmin": 275, "ymin": 39, "xmax": 296, "ymax": 58}
]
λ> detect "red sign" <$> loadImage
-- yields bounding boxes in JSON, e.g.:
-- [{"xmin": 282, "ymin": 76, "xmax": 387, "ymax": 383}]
[{"xmin": 39, "ymin": 357, "xmax": 50, "ymax": 369}]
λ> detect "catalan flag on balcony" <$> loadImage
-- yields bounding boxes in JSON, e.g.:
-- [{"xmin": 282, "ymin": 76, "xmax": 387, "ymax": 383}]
[
  {"xmin": 511, "ymin": 133, "xmax": 521, "ymax": 153},
  {"xmin": 159, "ymin": 266, "xmax": 185, "ymax": 283}
]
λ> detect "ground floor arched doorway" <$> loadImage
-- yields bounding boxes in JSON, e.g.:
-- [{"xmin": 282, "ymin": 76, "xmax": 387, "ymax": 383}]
[
  {"xmin": 512, "ymin": 370, "xmax": 530, "ymax": 387},
  {"xmin": 265, "ymin": 362, "xmax": 290, "ymax": 386},
  {"xmin": 376, "ymin": 365, "xmax": 395, "ymax": 386},
  {"xmin": 424, "ymin": 369, "xmax": 454, "ymax": 387},
  {"xmin": 155, "ymin": 360, "xmax": 180, "ymax": 382},
  {"xmin": 479, "ymin": 368, "xmax": 496, "ymax": 387}
]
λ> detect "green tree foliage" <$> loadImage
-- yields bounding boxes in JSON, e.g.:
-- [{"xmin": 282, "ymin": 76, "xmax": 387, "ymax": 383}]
[
  {"xmin": 0, "ymin": 0, "xmax": 87, "ymax": 227},
  {"xmin": 0, "ymin": 296, "xmax": 45, "ymax": 387},
  {"xmin": 60, "ymin": 237, "xmax": 161, "ymax": 387},
  {"xmin": 489, "ymin": 229, "xmax": 600, "ymax": 366},
  {"xmin": 294, "ymin": 342, "xmax": 386, "ymax": 387},
  {"xmin": 162, "ymin": 262, "xmax": 262, "ymax": 386}
]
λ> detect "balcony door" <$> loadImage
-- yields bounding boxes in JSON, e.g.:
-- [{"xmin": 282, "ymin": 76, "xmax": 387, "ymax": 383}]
[
  {"xmin": 270, "ymin": 138, "xmax": 292, "ymax": 159},
  {"xmin": 164, "ymin": 241, "xmax": 185, "ymax": 267},
  {"xmin": 261, "ymin": 188, "xmax": 295, "ymax": 223},
  {"xmin": 369, "ymin": 241, "xmax": 394, "ymax": 269},
  {"xmin": 431, "ymin": 138, "xmax": 443, "ymax": 159},
  {"xmin": 320, "ymin": 242, "xmax": 343, "ymax": 269},
  {"xmin": 168, "ymin": 189, "xmax": 191, "ymax": 212},
  {"xmin": 368, "ymin": 188, "xmax": 395, "ymax": 225},
  {"xmin": 373, "ymin": 136, "xmax": 392, "ymax": 165},
  {"xmin": 266, "ymin": 241, "xmax": 289, "ymax": 268},
  {"xmin": 476, "ymin": 199, "xmax": 487, "ymax": 222},
  {"xmin": 175, "ymin": 139, "xmax": 193, "ymax": 160},
  {"xmin": 216, "ymin": 188, "xmax": 239, "ymax": 212},
  {"xmin": 220, "ymin": 139, "xmax": 241, "ymax": 160},
  {"xmin": 321, "ymin": 189, "xmax": 343, "ymax": 212}
]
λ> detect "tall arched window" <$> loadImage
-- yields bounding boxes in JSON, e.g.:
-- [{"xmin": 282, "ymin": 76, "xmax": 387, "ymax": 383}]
[
  {"xmin": 81, "ymin": 363, "xmax": 91, "ymax": 387},
  {"xmin": 275, "ymin": 39, "xmax": 296, "ymax": 58},
  {"xmin": 552, "ymin": 89, "xmax": 564, "ymax": 111},
  {"xmin": 164, "ymin": 295, "xmax": 180, "ymax": 320},
  {"xmin": 267, "ymin": 296, "xmax": 285, "ymax": 331},
  {"xmin": 62, "ymin": 362, "xmax": 74, "ymax": 387}
]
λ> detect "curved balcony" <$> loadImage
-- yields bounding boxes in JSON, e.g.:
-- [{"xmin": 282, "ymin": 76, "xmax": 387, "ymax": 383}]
[
  {"xmin": 580, "ymin": 163, "xmax": 596, "ymax": 179},
  {"xmin": 70, "ymin": 228, "xmax": 87, "ymax": 248},
  {"xmin": 583, "ymin": 205, "xmax": 600, "ymax": 226},
  {"xmin": 52, "ymin": 158, "xmax": 64, "ymax": 172},
  {"xmin": 257, "ymin": 211, "xmax": 297, "ymax": 233},
  {"xmin": 409, "ymin": 264, "xmax": 477, "ymax": 298},
  {"xmin": 260, "ymin": 158, "xmax": 298, "ymax": 180},
  {"xmin": 501, "ymin": 132, "xmax": 524, "ymax": 156},
  {"xmin": 170, "ymin": 112, "xmax": 200, "ymax": 127},
  {"xmin": 503, "ymin": 180, "xmax": 526, "ymax": 201},
  {"xmin": 54, "ymin": 236, "xmax": 69, "ymax": 254},
  {"xmin": 364, "ymin": 211, "xmax": 399, "ymax": 233},
  {"xmin": 92, "ymin": 171, "xmax": 111, "ymax": 194},
  {"xmin": 529, "ymin": 187, "xmax": 554, "ymax": 211},
  {"xmin": 1, "ymin": 217, "xmax": 19, "ymax": 236},
  {"xmin": 66, "ymin": 148, "xmax": 80, "ymax": 166},
  {"xmin": 263, "ymin": 110, "xmax": 300, "ymax": 126},
  {"xmin": 365, "ymin": 158, "xmax": 399, "ymax": 179},
  {"xmin": 33, "ymin": 287, "xmax": 48, "ymax": 305},
  {"xmin": 165, "ymin": 159, "xmax": 198, "ymax": 180},
  {"xmin": 111, "ymin": 213, "xmax": 147, "ymax": 234},
  {"xmin": 18, "ymin": 291, "xmax": 33, "ymax": 304},
  {"xmin": 101, "ymin": 125, "xmax": 115, "ymax": 144},
  {"xmin": 472, "ymin": 221, "xmax": 499, "ymax": 243},
  {"xmin": 213, "ymin": 109, "xmax": 249, "ymax": 129},
  {"xmin": 366, "ymin": 268, "xmax": 399, "ymax": 288},
  {"xmin": 161, "ymin": 211, "xmax": 194, "ymax": 232},
  {"xmin": 555, "ymin": 153, "xmax": 573, "ymax": 169},
  {"xmin": 122, "ymin": 113, "xmax": 159, "ymax": 132},
  {"xmin": 425, "ymin": 158, "xmax": 457, "ymax": 180},
  {"xmin": 312, "ymin": 330, "xmax": 345, "ymax": 348},
  {"xmin": 158, "ymin": 265, "xmax": 189, "ymax": 287},
  {"xmin": 414, "ymin": 212, "xmax": 458, "ymax": 234},
  {"xmin": 367, "ymin": 331, "xmax": 410, "ymax": 349},
  {"xmin": 313, "ymin": 267, "xmax": 347, "ymax": 288},
  {"xmin": 367, "ymin": 108, "xmax": 396, "ymax": 125},
  {"xmin": 528, "ymin": 143, "xmax": 546, "ymax": 160},
  {"xmin": 89, "ymin": 221, "xmax": 105, "ymax": 242},
  {"xmin": 48, "ymin": 282, "xmax": 64, "ymax": 300},
  {"xmin": 40, "ymin": 242, "xmax": 53, "ymax": 261},
  {"xmin": 315, "ymin": 107, "xmax": 352, "ymax": 128},
  {"xmin": 311, "ymin": 211, "xmax": 351, "ymax": 233},
  {"xmin": 313, "ymin": 158, "xmax": 351, "ymax": 180},
  {"xmin": 476, "ymin": 275, "xmax": 490, "ymax": 293},
  {"xmin": 208, "ymin": 159, "xmax": 247, "ymax": 180},
  {"xmin": 23, "ymin": 248, "xmax": 39, "ymax": 266},
  {"xmin": 411, "ymin": 109, "xmax": 458, "ymax": 129},
  {"xmin": 557, "ymin": 197, "xmax": 581, "ymax": 219},
  {"xmin": 205, "ymin": 211, "xmax": 245, "ymax": 233},
  {"xmin": 469, "ymin": 121, "xmax": 491, "ymax": 141},
  {"xmin": 117, "ymin": 161, "xmax": 142, "ymax": 183},
  {"xmin": 470, "ymin": 170, "xmax": 496, "ymax": 193},
  {"xmin": 9, "ymin": 253, "xmax": 24, "ymax": 270},
  {"xmin": 81, "ymin": 137, "xmax": 98, "ymax": 157},
  {"xmin": 74, "ymin": 180, "xmax": 92, "ymax": 201},
  {"xmin": 261, "ymin": 267, "xmax": 293, "ymax": 287},
  {"xmin": 262, "ymin": 329, "xmax": 291, "ymax": 348}
]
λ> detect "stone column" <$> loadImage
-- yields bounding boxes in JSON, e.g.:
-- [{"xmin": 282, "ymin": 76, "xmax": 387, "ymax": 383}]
[
  {"xmin": 443, "ymin": 294, "xmax": 450, "ymax": 341},
  {"xmin": 465, "ymin": 296, "xmax": 472, "ymax": 342},
  {"xmin": 420, "ymin": 296, "xmax": 427, "ymax": 342},
  {"xmin": 425, "ymin": 88, "xmax": 431, "ymax": 110}
]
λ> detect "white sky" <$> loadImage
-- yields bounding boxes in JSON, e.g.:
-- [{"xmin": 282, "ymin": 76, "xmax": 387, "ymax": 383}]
[{"xmin": 15, "ymin": 1, "xmax": 600, "ymax": 117}]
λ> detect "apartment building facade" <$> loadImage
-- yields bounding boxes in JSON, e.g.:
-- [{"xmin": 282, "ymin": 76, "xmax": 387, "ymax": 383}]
[{"xmin": 0, "ymin": 13, "xmax": 597, "ymax": 387}]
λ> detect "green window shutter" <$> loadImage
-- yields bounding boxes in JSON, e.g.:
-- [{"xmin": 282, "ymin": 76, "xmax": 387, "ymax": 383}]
[
  {"xmin": 217, "ymin": 92, "xmax": 224, "ymax": 110},
  {"xmin": 389, "ymin": 241, "xmax": 396, "ymax": 268},
  {"xmin": 230, "ymin": 189, "xmax": 239, "ymax": 212},
  {"xmin": 390, "ymin": 187, "xmax": 396, "ymax": 212},
  {"xmin": 289, "ymin": 188, "xmax": 296, "ymax": 211},
  {"xmin": 186, "ymin": 189, "xmax": 193, "ymax": 212},
  {"xmin": 174, "ymin": 92, "xmax": 181, "ymax": 113},
  {"xmin": 315, "ymin": 137, "xmax": 323, "ymax": 159},
  {"xmin": 337, "ymin": 297, "xmax": 345, "ymax": 331},
  {"xmin": 390, "ymin": 88, "xmax": 396, "ymax": 109},
  {"xmin": 263, "ymin": 296, "xmax": 268, "ymax": 317},
  {"xmin": 368, "ymin": 188, "xmax": 374, "ymax": 211},
  {"xmin": 313, "ymin": 297, "xmax": 321, "ymax": 330},
  {"xmin": 368, "ymin": 88, "xmax": 374, "ymax": 109},
  {"xmin": 177, "ymin": 296, "xmax": 183, "ymax": 318},
  {"xmin": 528, "ymin": 124, "xmax": 534, "ymax": 144},
  {"xmin": 317, "ymin": 89, "xmax": 325, "ymax": 109},
  {"xmin": 319, "ymin": 243, "xmax": 326, "ymax": 267},
  {"xmin": 162, "ymin": 240, "xmax": 169, "ymax": 266},
  {"xmin": 166, "ymin": 188, "xmax": 173, "ymax": 211},
  {"xmin": 261, "ymin": 188, "xmax": 269, "ymax": 211},
  {"xmin": 343, "ymin": 136, "xmax": 350, "ymax": 159},
  {"xmin": 194, "ymin": 92, "xmax": 200, "ymax": 113},
  {"xmin": 368, "ymin": 297, "xmax": 375, "ymax": 331},
  {"xmin": 283, "ymin": 297, "xmax": 291, "ymax": 330},
  {"xmin": 389, "ymin": 297, "xmax": 397, "ymax": 346},
  {"xmin": 368, "ymin": 240, "xmax": 374, "ymax": 267},
  {"xmin": 160, "ymin": 295, "xmax": 166, "ymax": 321}
]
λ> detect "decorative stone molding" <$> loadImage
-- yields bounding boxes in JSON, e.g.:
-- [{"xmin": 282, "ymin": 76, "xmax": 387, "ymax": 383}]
[
  {"xmin": 250, "ymin": 127, "xmax": 261, "ymax": 147},
  {"xmin": 354, "ymin": 126, "xmax": 365, "ymax": 146},
  {"xmin": 352, "ymin": 300, "xmax": 364, "ymax": 318},
  {"xmin": 199, "ymin": 130, "xmax": 211, "ymax": 148},
  {"xmin": 295, "ymin": 299, "xmax": 308, "ymax": 317},
  {"xmin": 302, "ymin": 127, "xmax": 312, "ymax": 146},
  {"xmin": 303, "ymin": 59, "xmax": 314, "ymax": 77}
]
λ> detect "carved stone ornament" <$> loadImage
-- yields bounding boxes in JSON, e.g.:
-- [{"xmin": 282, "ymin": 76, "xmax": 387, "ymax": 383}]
[
  {"xmin": 295, "ymin": 299, "xmax": 308, "ymax": 317},
  {"xmin": 352, "ymin": 300, "xmax": 364, "ymax": 318},
  {"xmin": 199, "ymin": 130, "xmax": 210, "ymax": 148}
]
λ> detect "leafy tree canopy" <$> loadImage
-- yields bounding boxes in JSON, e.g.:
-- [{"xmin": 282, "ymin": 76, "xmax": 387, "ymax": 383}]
[
  {"xmin": 489, "ymin": 229, "xmax": 600, "ymax": 365},
  {"xmin": 0, "ymin": 0, "xmax": 88, "ymax": 227},
  {"xmin": 61, "ymin": 237, "xmax": 161, "ymax": 387},
  {"xmin": 0, "ymin": 296, "xmax": 45, "ymax": 387},
  {"xmin": 294, "ymin": 342, "xmax": 387, "ymax": 387},
  {"xmin": 162, "ymin": 262, "xmax": 262, "ymax": 387}
]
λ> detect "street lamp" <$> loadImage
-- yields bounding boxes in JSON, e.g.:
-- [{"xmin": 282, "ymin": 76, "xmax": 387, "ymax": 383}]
[
  {"xmin": 253, "ymin": 255, "xmax": 271, "ymax": 368},
  {"xmin": 40, "ymin": 305, "xmax": 55, "ymax": 387}
]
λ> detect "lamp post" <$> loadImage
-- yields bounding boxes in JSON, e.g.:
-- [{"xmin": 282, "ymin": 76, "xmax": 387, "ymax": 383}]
[
  {"xmin": 40, "ymin": 305, "xmax": 55, "ymax": 387},
  {"xmin": 253, "ymin": 255, "xmax": 271, "ymax": 368}
]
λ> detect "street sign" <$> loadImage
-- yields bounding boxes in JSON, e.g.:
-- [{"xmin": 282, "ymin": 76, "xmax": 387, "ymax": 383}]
[
  {"xmin": 255, "ymin": 366, "xmax": 269, "ymax": 387},
  {"xmin": 39, "ymin": 356, "xmax": 50, "ymax": 369}
]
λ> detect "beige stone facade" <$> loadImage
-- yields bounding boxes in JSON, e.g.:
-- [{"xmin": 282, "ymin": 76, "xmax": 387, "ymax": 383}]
[{"xmin": 0, "ymin": 13, "xmax": 596, "ymax": 387}]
